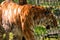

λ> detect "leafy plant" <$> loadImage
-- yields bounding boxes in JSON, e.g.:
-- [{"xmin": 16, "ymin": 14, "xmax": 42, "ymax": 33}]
[{"xmin": 34, "ymin": 25, "xmax": 46, "ymax": 36}]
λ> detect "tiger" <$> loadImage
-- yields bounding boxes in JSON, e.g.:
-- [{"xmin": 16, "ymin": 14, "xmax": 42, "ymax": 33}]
[{"xmin": 1, "ymin": 0, "xmax": 57, "ymax": 40}]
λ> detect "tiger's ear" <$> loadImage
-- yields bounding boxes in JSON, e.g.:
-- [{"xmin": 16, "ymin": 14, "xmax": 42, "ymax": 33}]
[
  {"xmin": 44, "ymin": 8, "xmax": 51, "ymax": 15},
  {"xmin": 45, "ymin": 10, "xmax": 50, "ymax": 15}
]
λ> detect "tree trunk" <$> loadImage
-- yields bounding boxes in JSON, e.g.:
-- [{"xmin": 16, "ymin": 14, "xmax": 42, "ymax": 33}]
[{"xmin": 19, "ymin": 0, "xmax": 27, "ymax": 5}]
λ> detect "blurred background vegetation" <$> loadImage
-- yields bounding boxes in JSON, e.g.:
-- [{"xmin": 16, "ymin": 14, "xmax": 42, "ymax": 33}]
[{"xmin": 0, "ymin": 0, "xmax": 60, "ymax": 40}]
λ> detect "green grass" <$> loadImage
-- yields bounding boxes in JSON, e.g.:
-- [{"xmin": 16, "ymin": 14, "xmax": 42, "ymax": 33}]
[{"xmin": 44, "ymin": 38, "xmax": 58, "ymax": 40}]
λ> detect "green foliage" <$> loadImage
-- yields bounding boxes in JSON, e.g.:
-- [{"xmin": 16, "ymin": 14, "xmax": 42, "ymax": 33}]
[
  {"xmin": 34, "ymin": 26, "xmax": 46, "ymax": 36},
  {"xmin": 3, "ymin": 32, "xmax": 14, "ymax": 40},
  {"xmin": 27, "ymin": 0, "xmax": 35, "ymax": 5},
  {"xmin": 3, "ymin": 34, "xmax": 6, "ymax": 39},
  {"xmin": 0, "ymin": 0, "xmax": 4, "ymax": 3},
  {"xmin": 13, "ymin": 0, "xmax": 19, "ymax": 4},
  {"xmin": 9, "ymin": 32, "xmax": 14, "ymax": 40},
  {"xmin": 54, "ymin": 8, "xmax": 60, "ymax": 16}
]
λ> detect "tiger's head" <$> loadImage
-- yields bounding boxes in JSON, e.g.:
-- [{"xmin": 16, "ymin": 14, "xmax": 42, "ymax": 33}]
[{"xmin": 31, "ymin": 6, "xmax": 58, "ymax": 29}]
